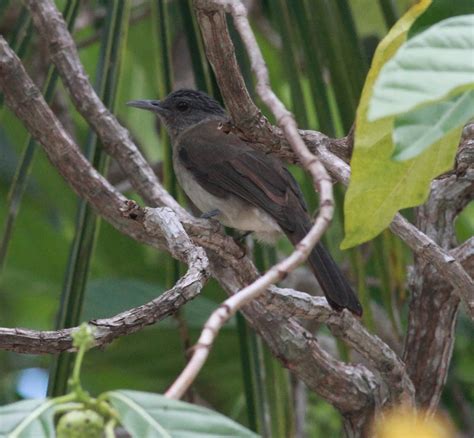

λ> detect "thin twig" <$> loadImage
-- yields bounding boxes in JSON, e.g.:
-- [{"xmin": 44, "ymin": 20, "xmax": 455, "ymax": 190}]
[{"xmin": 166, "ymin": 0, "xmax": 334, "ymax": 400}]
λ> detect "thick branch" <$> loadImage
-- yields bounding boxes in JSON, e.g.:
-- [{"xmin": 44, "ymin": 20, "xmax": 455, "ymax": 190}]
[
  {"xmin": 264, "ymin": 287, "xmax": 414, "ymax": 405},
  {"xmin": 403, "ymin": 140, "xmax": 474, "ymax": 409},
  {"xmin": 209, "ymin": 256, "xmax": 382, "ymax": 430}
]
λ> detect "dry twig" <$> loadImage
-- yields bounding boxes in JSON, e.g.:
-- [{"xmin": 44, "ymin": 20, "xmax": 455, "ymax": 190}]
[{"xmin": 165, "ymin": 0, "xmax": 334, "ymax": 400}]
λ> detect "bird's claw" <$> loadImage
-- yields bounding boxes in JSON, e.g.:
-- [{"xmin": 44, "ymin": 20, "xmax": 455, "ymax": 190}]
[{"xmin": 200, "ymin": 209, "xmax": 221, "ymax": 219}]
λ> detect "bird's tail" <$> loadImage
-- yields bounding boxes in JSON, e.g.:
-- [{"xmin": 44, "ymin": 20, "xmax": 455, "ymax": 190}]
[
  {"xmin": 307, "ymin": 242, "xmax": 363, "ymax": 316},
  {"xmin": 285, "ymin": 220, "xmax": 363, "ymax": 316}
]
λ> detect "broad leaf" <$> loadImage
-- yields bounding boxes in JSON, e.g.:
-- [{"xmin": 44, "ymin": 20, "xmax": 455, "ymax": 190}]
[
  {"xmin": 342, "ymin": 0, "xmax": 435, "ymax": 249},
  {"xmin": 0, "ymin": 399, "xmax": 56, "ymax": 438},
  {"xmin": 107, "ymin": 390, "xmax": 258, "ymax": 438},
  {"xmin": 368, "ymin": 15, "xmax": 474, "ymax": 120},
  {"xmin": 408, "ymin": 0, "xmax": 474, "ymax": 38},
  {"xmin": 392, "ymin": 89, "xmax": 474, "ymax": 160}
]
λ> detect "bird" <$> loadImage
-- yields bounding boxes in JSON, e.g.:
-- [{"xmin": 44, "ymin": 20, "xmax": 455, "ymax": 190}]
[{"xmin": 127, "ymin": 89, "xmax": 362, "ymax": 316}]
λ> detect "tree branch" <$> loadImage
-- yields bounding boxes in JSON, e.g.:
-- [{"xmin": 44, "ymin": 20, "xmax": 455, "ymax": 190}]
[
  {"xmin": 0, "ymin": 206, "xmax": 208, "ymax": 354},
  {"xmin": 403, "ymin": 137, "xmax": 474, "ymax": 409},
  {"xmin": 0, "ymin": 36, "xmax": 162, "ymax": 250},
  {"xmin": 166, "ymin": 0, "xmax": 335, "ymax": 401},
  {"xmin": 263, "ymin": 287, "xmax": 414, "ymax": 405},
  {"xmin": 208, "ymin": 257, "xmax": 383, "ymax": 431}
]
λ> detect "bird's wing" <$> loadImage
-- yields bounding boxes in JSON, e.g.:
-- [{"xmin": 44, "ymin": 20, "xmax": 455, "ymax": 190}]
[
  {"xmin": 177, "ymin": 121, "xmax": 309, "ymax": 232},
  {"xmin": 178, "ymin": 121, "xmax": 363, "ymax": 316}
]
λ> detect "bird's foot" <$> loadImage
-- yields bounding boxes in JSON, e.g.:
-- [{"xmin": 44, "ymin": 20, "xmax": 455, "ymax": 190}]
[{"xmin": 200, "ymin": 209, "xmax": 221, "ymax": 219}]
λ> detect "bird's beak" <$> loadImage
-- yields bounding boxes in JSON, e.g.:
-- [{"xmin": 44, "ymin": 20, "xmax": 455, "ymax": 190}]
[{"xmin": 126, "ymin": 99, "xmax": 167, "ymax": 114}]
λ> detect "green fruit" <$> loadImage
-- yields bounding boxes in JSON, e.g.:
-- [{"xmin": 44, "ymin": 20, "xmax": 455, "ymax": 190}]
[{"xmin": 56, "ymin": 409, "xmax": 104, "ymax": 438}]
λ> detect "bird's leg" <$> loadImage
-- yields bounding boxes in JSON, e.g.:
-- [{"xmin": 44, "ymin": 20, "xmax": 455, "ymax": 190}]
[
  {"xmin": 233, "ymin": 231, "xmax": 252, "ymax": 258},
  {"xmin": 235, "ymin": 231, "xmax": 252, "ymax": 242},
  {"xmin": 200, "ymin": 208, "xmax": 221, "ymax": 219}
]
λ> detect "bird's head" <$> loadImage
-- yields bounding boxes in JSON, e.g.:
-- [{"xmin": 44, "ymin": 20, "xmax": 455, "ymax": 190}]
[{"xmin": 127, "ymin": 89, "xmax": 227, "ymax": 139}]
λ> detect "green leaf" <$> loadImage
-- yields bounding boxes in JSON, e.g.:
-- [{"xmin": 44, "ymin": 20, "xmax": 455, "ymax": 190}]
[
  {"xmin": 408, "ymin": 0, "xmax": 474, "ymax": 38},
  {"xmin": 368, "ymin": 15, "xmax": 474, "ymax": 120},
  {"xmin": 107, "ymin": 390, "xmax": 259, "ymax": 437},
  {"xmin": 0, "ymin": 399, "xmax": 56, "ymax": 438},
  {"xmin": 392, "ymin": 89, "xmax": 474, "ymax": 160},
  {"xmin": 342, "ymin": 0, "xmax": 433, "ymax": 249}
]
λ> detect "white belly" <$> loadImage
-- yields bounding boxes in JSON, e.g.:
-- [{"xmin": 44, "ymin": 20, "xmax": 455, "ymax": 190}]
[{"xmin": 174, "ymin": 157, "xmax": 281, "ymax": 242}]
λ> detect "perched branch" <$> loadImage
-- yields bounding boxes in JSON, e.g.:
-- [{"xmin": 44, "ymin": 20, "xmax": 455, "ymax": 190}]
[{"xmin": 166, "ymin": 0, "xmax": 334, "ymax": 400}]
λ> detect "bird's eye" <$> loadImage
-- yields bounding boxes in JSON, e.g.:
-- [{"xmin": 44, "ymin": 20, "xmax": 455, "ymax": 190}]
[{"xmin": 176, "ymin": 101, "xmax": 189, "ymax": 112}]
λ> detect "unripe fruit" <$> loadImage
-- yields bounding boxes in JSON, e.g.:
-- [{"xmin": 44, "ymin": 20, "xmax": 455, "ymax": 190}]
[{"xmin": 56, "ymin": 409, "xmax": 104, "ymax": 438}]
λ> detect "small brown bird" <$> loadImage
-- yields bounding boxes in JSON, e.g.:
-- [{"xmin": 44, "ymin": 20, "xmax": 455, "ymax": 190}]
[{"xmin": 128, "ymin": 89, "xmax": 362, "ymax": 316}]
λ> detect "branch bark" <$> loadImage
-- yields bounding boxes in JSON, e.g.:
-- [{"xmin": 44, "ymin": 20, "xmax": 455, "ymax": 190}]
[
  {"xmin": 263, "ymin": 287, "xmax": 414, "ymax": 405},
  {"xmin": 403, "ymin": 144, "xmax": 474, "ymax": 410},
  {"xmin": 0, "ymin": 206, "xmax": 208, "ymax": 354}
]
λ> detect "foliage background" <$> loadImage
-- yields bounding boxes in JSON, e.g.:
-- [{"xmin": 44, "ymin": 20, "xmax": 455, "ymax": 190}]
[{"xmin": 0, "ymin": 0, "xmax": 472, "ymax": 436}]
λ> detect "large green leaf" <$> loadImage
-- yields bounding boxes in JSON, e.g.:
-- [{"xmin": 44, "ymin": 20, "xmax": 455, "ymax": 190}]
[
  {"xmin": 0, "ymin": 399, "xmax": 56, "ymax": 438},
  {"xmin": 392, "ymin": 89, "xmax": 474, "ymax": 160},
  {"xmin": 342, "ymin": 0, "xmax": 434, "ymax": 249},
  {"xmin": 368, "ymin": 15, "xmax": 474, "ymax": 120},
  {"xmin": 107, "ymin": 390, "xmax": 258, "ymax": 437}
]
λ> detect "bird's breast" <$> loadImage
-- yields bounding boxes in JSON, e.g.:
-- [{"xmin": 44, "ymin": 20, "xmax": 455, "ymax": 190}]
[{"xmin": 173, "ymin": 155, "xmax": 281, "ymax": 242}]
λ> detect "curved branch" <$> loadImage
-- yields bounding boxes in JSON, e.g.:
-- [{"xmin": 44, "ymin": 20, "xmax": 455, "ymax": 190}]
[
  {"xmin": 166, "ymin": 0, "xmax": 335, "ymax": 401},
  {"xmin": 0, "ymin": 207, "xmax": 209, "ymax": 354},
  {"xmin": 264, "ymin": 287, "xmax": 414, "ymax": 405}
]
